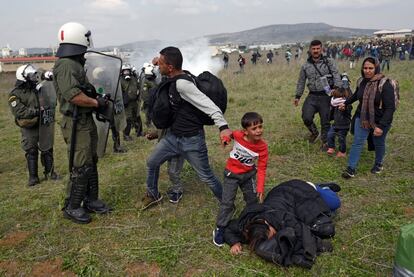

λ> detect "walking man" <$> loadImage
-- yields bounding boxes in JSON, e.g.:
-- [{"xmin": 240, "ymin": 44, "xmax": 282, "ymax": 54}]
[{"xmin": 294, "ymin": 40, "xmax": 342, "ymax": 149}]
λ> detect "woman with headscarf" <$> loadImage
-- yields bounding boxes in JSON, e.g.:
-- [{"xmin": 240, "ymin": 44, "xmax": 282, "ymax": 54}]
[{"xmin": 341, "ymin": 57, "xmax": 396, "ymax": 178}]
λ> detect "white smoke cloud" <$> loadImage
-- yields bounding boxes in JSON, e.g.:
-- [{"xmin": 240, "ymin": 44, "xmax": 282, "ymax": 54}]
[
  {"xmin": 127, "ymin": 38, "xmax": 222, "ymax": 76},
  {"xmin": 179, "ymin": 38, "xmax": 222, "ymax": 75}
]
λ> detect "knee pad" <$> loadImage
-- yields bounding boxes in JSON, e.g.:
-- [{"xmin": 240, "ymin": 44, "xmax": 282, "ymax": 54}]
[
  {"xmin": 26, "ymin": 147, "xmax": 38, "ymax": 155},
  {"xmin": 72, "ymin": 164, "xmax": 93, "ymax": 178}
]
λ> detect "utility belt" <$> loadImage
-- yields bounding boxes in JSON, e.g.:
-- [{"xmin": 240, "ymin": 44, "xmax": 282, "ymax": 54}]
[{"xmin": 309, "ymin": 90, "xmax": 328, "ymax": 96}]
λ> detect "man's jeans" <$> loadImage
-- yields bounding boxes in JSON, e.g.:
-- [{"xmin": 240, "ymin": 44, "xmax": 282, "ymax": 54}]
[
  {"xmin": 146, "ymin": 129, "xmax": 222, "ymax": 200},
  {"xmin": 167, "ymin": 155, "xmax": 185, "ymax": 194},
  {"xmin": 327, "ymin": 126, "xmax": 349, "ymax": 153},
  {"xmin": 348, "ymin": 117, "xmax": 390, "ymax": 170}
]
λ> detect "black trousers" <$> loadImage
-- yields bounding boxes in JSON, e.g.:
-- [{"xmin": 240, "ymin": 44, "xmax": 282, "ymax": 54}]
[{"xmin": 302, "ymin": 94, "xmax": 331, "ymax": 143}]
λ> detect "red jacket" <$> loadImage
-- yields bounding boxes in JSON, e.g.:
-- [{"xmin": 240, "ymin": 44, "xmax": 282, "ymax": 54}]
[{"xmin": 225, "ymin": 130, "xmax": 268, "ymax": 193}]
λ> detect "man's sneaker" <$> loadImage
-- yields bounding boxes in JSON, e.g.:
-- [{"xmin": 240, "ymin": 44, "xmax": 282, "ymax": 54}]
[
  {"xmin": 141, "ymin": 192, "xmax": 163, "ymax": 210},
  {"xmin": 326, "ymin": 148, "xmax": 335, "ymax": 155},
  {"xmin": 213, "ymin": 227, "xmax": 225, "ymax": 247},
  {"xmin": 336, "ymin": 151, "xmax": 346, "ymax": 158},
  {"xmin": 342, "ymin": 167, "xmax": 356, "ymax": 179},
  {"xmin": 168, "ymin": 192, "xmax": 183, "ymax": 204},
  {"xmin": 371, "ymin": 163, "xmax": 384, "ymax": 174},
  {"xmin": 308, "ymin": 132, "xmax": 320, "ymax": 144}
]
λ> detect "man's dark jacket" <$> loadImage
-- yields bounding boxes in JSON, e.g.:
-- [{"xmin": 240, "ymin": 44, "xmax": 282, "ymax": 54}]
[{"xmin": 223, "ymin": 179, "xmax": 335, "ymax": 269}]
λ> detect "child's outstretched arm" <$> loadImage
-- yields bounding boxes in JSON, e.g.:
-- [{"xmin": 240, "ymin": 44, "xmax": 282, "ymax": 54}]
[
  {"xmin": 256, "ymin": 143, "xmax": 269, "ymax": 201},
  {"xmin": 257, "ymin": 192, "xmax": 264, "ymax": 203}
]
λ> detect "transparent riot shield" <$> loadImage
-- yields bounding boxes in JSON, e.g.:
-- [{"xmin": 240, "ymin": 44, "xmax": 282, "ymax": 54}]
[
  {"xmin": 84, "ymin": 51, "xmax": 122, "ymax": 157},
  {"xmin": 38, "ymin": 80, "xmax": 57, "ymax": 151}
]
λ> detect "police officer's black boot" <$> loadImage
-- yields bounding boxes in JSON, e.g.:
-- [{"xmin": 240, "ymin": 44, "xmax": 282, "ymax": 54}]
[
  {"xmin": 63, "ymin": 166, "xmax": 91, "ymax": 224},
  {"xmin": 84, "ymin": 164, "xmax": 112, "ymax": 214},
  {"xmin": 41, "ymin": 149, "xmax": 60, "ymax": 180},
  {"xmin": 26, "ymin": 148, "xmax": 40, "ymax": 186},
  {"xmin": 112, "ymin": 131, "xmax": 127, "ymax": 153}
]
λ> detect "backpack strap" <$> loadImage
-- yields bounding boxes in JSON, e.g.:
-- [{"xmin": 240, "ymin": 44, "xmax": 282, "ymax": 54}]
[
  {"xmin": 378, "ymin": 77, "xmax": 388, "ymax": 93},
  {"xmin": 322, "ymin": 57, "xmax": 333, "ymax": 76}
]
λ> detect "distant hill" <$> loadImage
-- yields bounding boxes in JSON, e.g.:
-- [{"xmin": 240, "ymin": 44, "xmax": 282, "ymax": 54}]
[{"xmin": 206, "ymin": 23, "xmax": 377, "ymax": 45}]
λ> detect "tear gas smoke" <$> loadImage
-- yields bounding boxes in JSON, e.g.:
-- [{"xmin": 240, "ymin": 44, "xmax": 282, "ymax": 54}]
[{"xmin": 128, "ymin": 37, "xmax": 222, "ymax": 75}]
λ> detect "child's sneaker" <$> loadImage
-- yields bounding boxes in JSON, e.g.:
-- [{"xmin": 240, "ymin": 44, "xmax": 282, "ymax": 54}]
[
  {"xmin": 213, "ymin": 227, "xmax": 224, "ymax": 247},
  {"xmin": 336, "ymin": 151, "xmax": 346, "ymax": 158},
  {"xmin": 326, "ymin": 148, "xmax": 335, "ymax": 155}
]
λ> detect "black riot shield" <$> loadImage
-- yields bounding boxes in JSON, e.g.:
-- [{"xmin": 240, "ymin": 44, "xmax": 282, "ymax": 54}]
[
  {"xmin": 84, "ymin": 51, "xmax": 122, "ymax": 157},
  {"xmin": 37, "ymin": 80, "xmax": 57, "ymax": 151}
]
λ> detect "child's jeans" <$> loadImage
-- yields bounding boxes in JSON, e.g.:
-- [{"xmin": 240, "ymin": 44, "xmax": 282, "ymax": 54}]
[
  {"xmin": 327, "ymin": 126, "xmax": 348, "ymax": 153},
  {"xmin": 216, "ymin": 169, "xmax": 257, "ymax": 228}
]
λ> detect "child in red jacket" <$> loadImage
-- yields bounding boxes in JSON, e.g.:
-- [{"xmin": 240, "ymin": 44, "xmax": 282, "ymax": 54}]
[{"xmin": 213, "ymin": 112, "xmax": 268, "ymax": 247}]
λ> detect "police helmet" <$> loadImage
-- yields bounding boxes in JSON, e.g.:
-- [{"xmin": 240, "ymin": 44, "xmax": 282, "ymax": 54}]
[
  {"xmin": 121, "ymin": 64, "xmax": 132, "ymax": 76},
  {"xmin": 56, "ymin": 22, "xmax": 93, "ymax": 58},
  {"xmin": 16, "ymin": 64, "xmax": 38, "ymax": 82}
]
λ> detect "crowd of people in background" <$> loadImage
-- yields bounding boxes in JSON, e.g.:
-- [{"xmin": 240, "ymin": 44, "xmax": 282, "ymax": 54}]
[{"xmin": 223, "ymin": 37, "xmax": 414, "ymax": 71}]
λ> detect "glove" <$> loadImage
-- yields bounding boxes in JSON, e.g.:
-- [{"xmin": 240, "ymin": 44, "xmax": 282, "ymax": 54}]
[
  {"xmin": 96, "ymin": 96, "xmax": 108, "ymax": 108},
  {"xmin": 96, "ymin": 96, "xmax": 109, "ymax": 115}
]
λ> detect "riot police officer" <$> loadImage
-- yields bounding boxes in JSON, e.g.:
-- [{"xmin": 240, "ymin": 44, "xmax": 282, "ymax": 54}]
[
  {"xmin": 53, "ymin": 22, "xmax": 111, "ymax": 224},
  {"xmin": 139, "ymin": 62, "xmax": 158, "ymax": 131},
  {"xmin": 36, "ymin": 70, "xmax": 60, "ymax": 180},
  {"xmin": 8, "ymin": 64, "xmax": 60, "ymax": 186},
  {"xmin": 121, "ymin": 64, "xmax": 142, "ymax": 140}
]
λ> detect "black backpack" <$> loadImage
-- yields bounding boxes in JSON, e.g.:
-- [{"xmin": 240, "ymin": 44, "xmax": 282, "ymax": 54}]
[
  {"xmin": 183, "ymin": 70, "xmax": 227, "ymax": 125},
  {"xmin": 149, "ymin": 71, "xmax": 227, "ymax": 129},
  {"xmin": 148, "ymin": 77, "xmax": 182, "ymax": 129}
]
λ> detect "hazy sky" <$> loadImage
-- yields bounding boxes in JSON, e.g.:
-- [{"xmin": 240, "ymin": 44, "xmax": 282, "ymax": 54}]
[{"xmin": 0, "ymin": 0, "xmax": 412, "ymax": 49}]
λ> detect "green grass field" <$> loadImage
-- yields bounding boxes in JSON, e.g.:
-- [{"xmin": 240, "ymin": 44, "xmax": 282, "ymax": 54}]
[{"xmin": 0, "ymin": 56, "xmax": 413, "ymax": 276}]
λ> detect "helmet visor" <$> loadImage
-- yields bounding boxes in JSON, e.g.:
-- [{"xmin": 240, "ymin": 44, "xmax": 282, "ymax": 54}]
[{"xmin": 23, "ymin": 64, "xmax": 38, "ymax": 82}]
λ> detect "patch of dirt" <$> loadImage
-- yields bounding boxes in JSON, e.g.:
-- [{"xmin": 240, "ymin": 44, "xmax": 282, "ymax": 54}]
[
  {"xmin": 31, "ymin": 258, "xmax": 76, "ymax": 277},
  {"xmin": 184, "ymin": 268, "xmax": 205, "ymax": 277},
  {"xmin": 0, "ymin": 260, "xmax": 20, "ymax": 276},
  {"xmin": 403, "ymin": 207, "xmax": 414, "ymax": 217},
  {"xmin": 125, "ymin": 262, "xmax": 161, "ymax": 277},
  {"xmin": 0, "ymin": 231, "xmax": 31, "ymax": 247}
]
